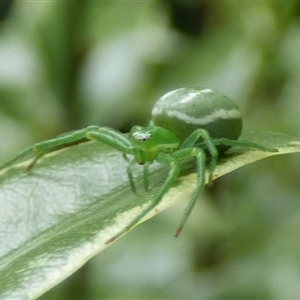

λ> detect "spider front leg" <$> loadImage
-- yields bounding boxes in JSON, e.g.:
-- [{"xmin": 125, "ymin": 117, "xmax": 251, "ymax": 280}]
[
  {"xmin": 126, "ymin": 160, "xmax": 151, "ymax": 193},
  {"xmin": 126, "ymin": 158, "xmax": 138, "ymax": 192},
  {"xmin": 0, "ymin": 126, "xmax": 133, "ymax": 171},
  {"xmin": 0, "ymin": 128, "xmax": 92, "ymax": 171},
  {"xmin": 106, "ymin": 146, "xmax": 207, "ymax": 244},
  {"xmin": 106, "ymin": 152, "xmax": 181, "ymax": 244},
  {"xmin": 143, "ymin": 162, "xmax": 151, "ymax": 191}
]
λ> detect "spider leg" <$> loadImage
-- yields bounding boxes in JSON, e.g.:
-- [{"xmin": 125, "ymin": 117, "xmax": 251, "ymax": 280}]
[
  {"xmin": 127, "ymin": 158, "xmax": 137, "ymax": 192},
  {"xmin": 0, "ymin": 126, "xmax": 133, "ymax": 171},
  {"xmin": 143, "ymin": 161, "xmax": 151, "ymax": 191},
  {"xmin": 174, "ymin": 147, "xmax": 206, "ymax": 236},
  {"xmin": 180, "ymin": 128, "xmax": 218, "ymax": 186},
  {"xmin": 106, "ymin": 152, "xmax": 181, "ymax": 244},
  {"xmin": 173, "ymin": 136, "xmax": 278, "ymax": 236},
  {"xmin": 117, "ymin": 157, "xmax": 151, "ymax": 193},
  {"xmin": 85, "ymin": 126, "xmax": 132, "ymax": 151},
  {"xmin": 106, "ymin": 146, "xmax": 209, "ymax": 244},
  {"xmin": 212, "ymin": 138, "xmax": 278, "ymax": 152},
  {"xmin": 0, "ymin": 128, "xmax": 90, "ymax": 171}
]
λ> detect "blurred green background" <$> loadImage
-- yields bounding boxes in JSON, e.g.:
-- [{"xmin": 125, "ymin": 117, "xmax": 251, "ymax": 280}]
[{"xmin": 1, "ymin": 1, "xmax": 300, "ymax": 299}]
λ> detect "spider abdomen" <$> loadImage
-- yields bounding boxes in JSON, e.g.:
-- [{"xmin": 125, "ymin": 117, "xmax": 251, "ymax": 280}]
[{"xmin": 151, "ymin": 88, "xmax": 243, "ymax": 149}]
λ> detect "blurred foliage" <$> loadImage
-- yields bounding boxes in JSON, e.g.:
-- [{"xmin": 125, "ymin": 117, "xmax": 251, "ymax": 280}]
[
  {"xmin": 0, "ymin": 0, "xmax": 12, "ymax": 22},
  {"xmin": 0, "ymin": 1, "xmax": 300, "ymax": 299}
]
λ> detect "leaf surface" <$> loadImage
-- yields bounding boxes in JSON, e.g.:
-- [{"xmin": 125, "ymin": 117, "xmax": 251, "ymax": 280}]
[{"xmin": 0, "ymin": 130, "xmax": 299, "ymax": 299}]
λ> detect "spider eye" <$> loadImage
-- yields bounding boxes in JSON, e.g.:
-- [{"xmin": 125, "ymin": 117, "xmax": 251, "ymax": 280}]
[{"xmin": 132, "ymin": 131, "xmax": 152, "ymax": 142}]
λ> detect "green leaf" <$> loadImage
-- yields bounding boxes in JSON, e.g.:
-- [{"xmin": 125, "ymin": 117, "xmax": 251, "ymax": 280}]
[{"xmin": 0, "ymin": 130, "xmax": 299, "ymax": 299}]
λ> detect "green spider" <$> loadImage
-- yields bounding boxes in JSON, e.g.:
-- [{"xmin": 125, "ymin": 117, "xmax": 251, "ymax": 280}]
[{"xmin": 0, "ymin": 88, "xmax": 276, "ymax": 244}]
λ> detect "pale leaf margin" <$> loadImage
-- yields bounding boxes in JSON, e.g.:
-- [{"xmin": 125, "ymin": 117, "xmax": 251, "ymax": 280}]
[{"xmin": 0, "ymin": 130, "xmax": 299, "ymax": 299}]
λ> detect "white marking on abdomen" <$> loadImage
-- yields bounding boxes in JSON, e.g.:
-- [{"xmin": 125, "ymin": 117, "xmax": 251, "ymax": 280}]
[
  {"xmin": 159, "ymin": 89, "xmax": 179, "ymax": 102},
  {"xmin": 167, "ymin": 108, "xmax": 241, "ymax": 125},
  {"xmin": 152, "ymin": 106, "xmax": 164, "ymax": 116},
  {"xmin": 179, "ymin": 92, "xmax": 200, "ymax": 104}
]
